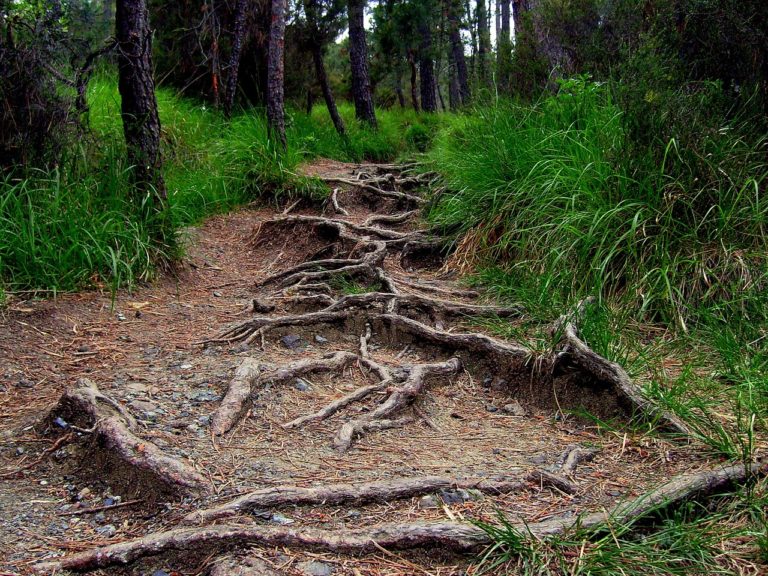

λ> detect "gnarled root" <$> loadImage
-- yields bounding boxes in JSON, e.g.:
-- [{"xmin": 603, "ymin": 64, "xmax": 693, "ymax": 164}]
[
  {"xmin": 36, "ymin": 462, "xmax": 766, "ymax": 573},
  {"xmin": 46, "ymin": 379, "xmax": 209, "ymax": 495}
]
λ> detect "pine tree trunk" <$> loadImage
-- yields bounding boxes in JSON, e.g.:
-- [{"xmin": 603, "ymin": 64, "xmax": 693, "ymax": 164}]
[
  {"xmin": 476, "ymin": 0, "xmax": 490, "ymax": 86},
  {"xmin": 395, "ymin": 67, "xmax": 406, "ymax": 108},
  {"xmin": 312, "ymin": 44, "xmax": 346, "ymax": 137},
  {"xmin": 347, "ymin": 0, "xmax": 377, "ymax": 128},
  {"xmin": 447, "ymin": 0, "xmax": 470, "ymax": 105},
  {"xmin": 465, "ymin": 0, "xmax": 476, "ymax": 83},
  {"xmin": 115, "ymin": 0, "xmax": 166, "ymax": 201},
  {"xmin": 409, "ymin": 50, "xmax": 420, "ymax": 112},
  {"xmin": 497, "ymin": 0, "xmax": 511, "ymax": 90},
  {"xmin": 495, "ymin": 0, "xmax": 500, "ymax": 42},
  {"xmin": 224, "ymin": 0, "xmax": 248, "ymax": 118},
  {"xmin": 418, "ymin": 17, "xmax": 437, "ymax": 112},
  {"xmin": 267, "ymin": 0, "xmax": 286, "ymax": 150}
]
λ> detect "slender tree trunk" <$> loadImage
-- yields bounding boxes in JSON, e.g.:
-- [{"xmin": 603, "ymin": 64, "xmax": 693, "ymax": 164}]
[
  {"xmin": 267, "ymin": 0, "xmax": 286, "ymax": 149},
  {"xmin": 408, "ymin": 50, "xmax": 420, "ymax": 112},
  {"xmin": 103, "ymin": 0, "xmax": 113, "ymax": 25},
  {"xmin": 395, "ymin": 66, "xmax": 406, "ymax": 108},
  {"xmin": 447, "ymin": 0, "xmax": 470, "ymax": 105},
  {"xmin": 465, "ymin": 0, "xmax": 476, "ymax": 83},
  {"xmin": 224, "ymin": 0, "xmax": 248, "ymax": 118},
  {"xmin": 476, "ymin": 0, "xmax": 490, "ymax": 87},
  {"xmin": 115, "ymin": 0, "xmax": 166, "ymax": 202},
  {"xmin": 497, "ymin": 0, "xmax": 511, "ymax": 90},
  {"xmin": 495, "ymin": 0, "xmax": 500, "ymax": 42},
  {"xmin": 448, "ymin": 62, "xmax": 460, "ymax": 110},
  {"xmin": 312, "ymin": 44, "xmax": 346, "ymax": 137},
  {"xmin": 347, "ymin": 0, "xmax": 377, "ymax": 128},
  {"xmin": 418, "ymin": 16, "xmax": 437, "ymax": 112}
]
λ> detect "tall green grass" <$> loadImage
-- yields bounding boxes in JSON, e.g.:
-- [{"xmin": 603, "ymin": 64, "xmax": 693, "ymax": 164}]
[
  {"xmin": 428, "ymin": 77, "xmax": 768, "ymax": 331},
  {"xmin": 0, "ymin": 74, "xmax": 439, "ymax": 296}
]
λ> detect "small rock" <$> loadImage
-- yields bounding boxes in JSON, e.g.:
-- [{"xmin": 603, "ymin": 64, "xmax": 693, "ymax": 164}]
[
  {"xmin": 53, "ymin": 417, "xmax": 68, "ymax": 428},
  {"xmin": 252, "ymin": 299, "xmax": 276, "ymax": 313},
  {"xmin": 116, "ymin": 313, "xmax": 126, "ymax": 321},
  {"xmin": 293, "ymin": 378, "xmax": 310, "ymax": 392},
  {"xmin": 485, "ymin": 405, "xmax": 498, "ymax": 413},
  {"xmin": 417, "ymin": 495, "xmax": 439, "ymax": 509},
  {"xmin": 314, "ymin": 334, "xmax": 328, "ymax": 344},
  {"xmin": 345, "ymin": 509, "xmax": 361, "ymax": 519},
  {"xmin": 281, "ymin": 334, "xmax": 304, "ymax": 350},
  {"xmin": 439, "ymin": 488, "xmax": 481, "ymax": 505},
  {"xmin": 180, "ymin": 363, "xmax": 193, "ymax": 370},
  {"xmin": 187, "ymin": 389, "xmax": 219, "ymax": 403},
  {"xmin": 93, "ymin": 512, "xmax": 106, "ymax": 523},
  {"xmin": 502, "ymin": 400, "xmax": 527, "ymax": 417},
  {"xmin": 96, "ymin": 524, "xmax": 116, "ymax": 537},
  {"xmin": 270, "ymin": 513, "xmax": 295, "ymax": 525},
  {"xmin": 492, "ymin": 448, "xmax": 502, "ymax": 455},
  {"xmin": 77, "ymin": 345, "xmax": 90, "ymax": 352},
  {"xmin": 198, "ymin": 415, "xmax": 211, "ymax": 426},
  {"xmin": 482, "ymin": 376, "xmax": 493, "ymax": 387},
  {"xmin": 152, "ymin": 571, "xmax": 170, "ymax": 576},
  {"xmin": 213, "ymin": 291, "xmax": 222, "ymax": 297},
  {"xmin": 15, "ymin": 447, "xmax": 24, "ymax": 456},
  {"xmin": 298, "ymin": 560, "xmax": 334, "ymax": 576},
  {"xmin": 39, "ymin": 480, "xmax": 48, "ymax": 486},
  {"xmin": 186, "ymin": 424, "xmax": 200, "ymax": 433},
  {"xmin": 529, "ymin": 454, "xmax": 548, "ymax": 465},
  {"xmin": 129, "ymin": 400, "xmax": 158, "ymax": 413},
  {"xmin": 103, "ymin": 497, "xmax": 115, "ymax": 506},
  {"xmin": 16, "ymin": 378, "xmax": 35, "ymax": 389},
  {"xmin": 77, "ymin": 488, "xmax": 91, "ymax": 501}
]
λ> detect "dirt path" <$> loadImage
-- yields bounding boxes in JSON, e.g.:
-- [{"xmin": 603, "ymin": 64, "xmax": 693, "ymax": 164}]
[{"xmin": 1, "ymin": 160, "xmax": 707, "ymax": 575}]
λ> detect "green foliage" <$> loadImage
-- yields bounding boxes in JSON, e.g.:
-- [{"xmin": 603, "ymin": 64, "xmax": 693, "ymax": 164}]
[{"xmin": 428, "ymin": 77, "xmax": 768, "ymax": 330}]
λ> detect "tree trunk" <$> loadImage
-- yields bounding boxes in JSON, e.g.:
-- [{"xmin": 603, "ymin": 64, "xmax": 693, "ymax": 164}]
[
  {"xmin": 497, "ymin": 0, "xmax": 511, "ymax": 91},
  {"xmin": 103, "ymin": 0, "xmax": 113, "ymax": 25},
  {"xmin": 347, "ymin": 0, "xmax": 377, "ymax": 128},
  {"xmin": 408, "ymin": 50, "xmax": 420, "ymax": 112},
  {"xmin": 447, "ymin": 0, "xmax": 470, "ymax": 105},
  {"xmin": 395, "ymin": 67, "xmax": 406, "ymax": 108},
  {"xmin": 465, "ymin": 0, "xmax": 476, "ymax": 82},
  {"xmin": 418, "ymin": 16, "xmax": 437, "ymax": 112},
  {"xmin": 224, "ymin": 0, "xmax": 248, "ymax": 118},
  {"xmin": 495, "ymin": 0, "xmax": 500, "ymax": 42},
  {"xmin": 312, "ymin": 44, "xmax": 346, "ymax": 137},
  {"xmin": 115, "ymin": 0, "xmax": 166, "ymax": 202},
  {"xmin": 476, "ymin": 0, "xmax": 490, "ymax": 86},
  {"xmin": 267, "ymin": 0, "xmax": 287, "ymax": 150}
]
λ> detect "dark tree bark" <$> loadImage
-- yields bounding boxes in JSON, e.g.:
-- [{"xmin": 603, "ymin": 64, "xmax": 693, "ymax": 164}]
[
  {"xmin": 347, "ymin": 0, "xmax": 377, "ymax": 128},
  {"xmin": 311, "ymin": 44, "xmax": 347, "ymax": 137},
  {"xmin": 497, "ymin": 0, "xmax": 511, "ymax": 90},
  {"xmin": 267, "ymin": 0, "xmax": 287, "ymax": 150},
  {"xmin": 464, "ymin": 0, "xmax": 476, "ymax": 82},
  {"xmin": 447, "ymin": 0, "xmax": 470, "ymax": 105},
  {"xmin": 408, "ymin": 50, "xmax": 420, "ymax": 112},
  {"xmin": 476, "ymin": 0, "xmax": 490, "ymax": 86},
  {"xmin": 418, "ymin": 14, "xmax": 437, "ymax": 112},
  {"xmin": 495, "ymin": 0, "xmax": 500, "ymax": 41},
  {"xmin": 395, "ymin": 67, "xmax": 406, "ymax": 108},
  {"xmin": 224, "ymin": 0, "xmax": 249, "ymax": 118},
  {"xmin": 115, "ymin": 0, "xmax": 166, "ymax": 201}
]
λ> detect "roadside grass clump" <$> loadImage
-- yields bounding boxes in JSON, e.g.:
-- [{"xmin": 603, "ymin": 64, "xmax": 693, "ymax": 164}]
[
  {"xmin": 428, "ymin": 76, "xmax": 768, "ymax": 332},
  {"xmin": 473, "ymin": 483, "xmax": 768, "ymax": 575}
]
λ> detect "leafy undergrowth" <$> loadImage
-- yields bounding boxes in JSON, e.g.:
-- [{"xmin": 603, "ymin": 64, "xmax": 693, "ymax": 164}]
[{"xmin": 0, "ymin": 75, "xmax": 439, "ymax": 296}]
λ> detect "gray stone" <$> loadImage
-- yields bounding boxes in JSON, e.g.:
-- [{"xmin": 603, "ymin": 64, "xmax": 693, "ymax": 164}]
[
  {"xmin": 96, "ymin": 524, "xmax": 116, "ymax": 537},
  {"xmin": 439, "ymin": 488, "xmax": 482, "ymax": 505},
  {"xmin": 180, "ymin": 363, "xmax": 193, "ymax": 370},
  {"xmin": 417, "ymin": 495, "xmax": 439, "ymax": 509},
  {"xmin": 502, "ymin": 400, "xmax": 527, "ymax": 417},
  {"xmin": 298, "ymin": 560, "xmax": 334, "ymax": 576},
  {"xmin": 198, "ymin": 415, "xmax": 211, "ymax": 426},
  {"xmin": 152, "ymin": 571, "xmax": 170, "ymax": 576},
  {"xmin": 16, "ymin": 378, "xmax": 35, "ymax": 388},
  {"xmin": 15, "ymin": 447, "xmax": 24, "ymax": 456},
  {"xmin": 293, "ymin": 378, "xmax": 310, "ymax": 392},
  {"xmin": 270, "ymin": 513, "xmax": 294, "ymax": 525},
  {"xmin": 314, "ymin": 334, "xmax": 328, "ymax": 344},
  {"xmin": 129, "ymin": 400, "xmax": 158, "ymax": 413},
  {"xmin": 213, "ymin": 291, "xmax": 222, "ymax": 297},
  {"xmin": 280, "ymin": 334, "xmax": 304, "ymax": 350},
  {"xmin": 485, "ymin": 405, "xmax": 498, "ymax": 413}
]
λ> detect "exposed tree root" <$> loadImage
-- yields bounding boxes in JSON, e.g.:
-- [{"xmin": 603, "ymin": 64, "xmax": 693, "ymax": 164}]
[
  {"xmin": 183, "ymin": 475, "xmax": 527, "ymax": 524},
  {"xmin": 333, "ymin": 357, "xmax": 461, "ymax": 452},
  {"xmin": 36, "ymin": 462, "xmax": 766, "ymax": 573},
  {"xmin": 554, "ymin": 299, "xmax": 692, "ymax": 436},
  {"xmin": 211, "ymin": 352, "xmax": 359, "ymax": 436},
  {"xmin": 328, "ymin": 187, "xmax": 349, "ymax": 216},
  {"xmin": 320, "ymin": 176, "xmax": 426, "ymax": 206},
  {"xmin": 46, "ymin": 379, "xmax": 209, "ymax": 495}
]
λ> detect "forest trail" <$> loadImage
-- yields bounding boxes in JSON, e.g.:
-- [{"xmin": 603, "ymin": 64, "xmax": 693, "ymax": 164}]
[{"xmin": 0, "ymin": 160, "xmax": 714, "ymax": 575}]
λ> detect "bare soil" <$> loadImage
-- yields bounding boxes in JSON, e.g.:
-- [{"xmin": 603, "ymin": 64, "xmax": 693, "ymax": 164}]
[{"xmin": 0, "ymin": 160, "xmax": 709, "ymax": 576}]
